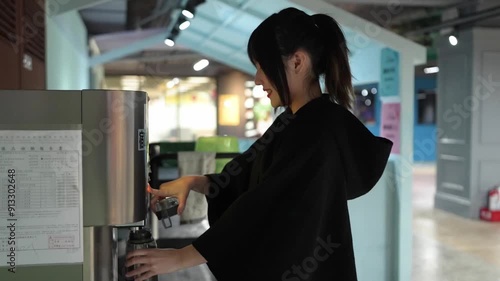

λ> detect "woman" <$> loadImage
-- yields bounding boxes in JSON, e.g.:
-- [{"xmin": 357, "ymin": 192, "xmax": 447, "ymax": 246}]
[{"xmin": 126, "ymin": 7, "xmax": 392, "ymax": 281}]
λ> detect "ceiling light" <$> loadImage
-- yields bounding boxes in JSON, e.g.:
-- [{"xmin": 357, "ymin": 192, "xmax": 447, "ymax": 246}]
[
  {"xmin": 449, "ymin": 35, "xmax": 458, "ymax": 46},
  {"xmin": 164, "ymin": 38, "xmax": 175, "ymax": 47},
  {"xmin": 179, "ymin": 20, "xmax": 191, "ymax": 30},
  {"xmin": 186, "ymin": 77, "xmax": 210, "ymax": 83},
  {"xmin": 182, "ymin": 9, "xmax": 194, "ymax": 19},
  {"xmin": 424, "ymin": 66, "xmax": 439, "ymax": 74},
  {"xmin": 361, "ymin": 89, "xmax": 368, "ymax": 97},
  {"xmin": 182, "ymin": 0, "xmax": 197, "ymax": 19},
  {"xmin": 166, "ymin": 78, "xmax": 180, "ymax": 88},
  {"xmin": 193, "ymin": 59, "xmax": 209, "ymax": 71},
  {"xmin": 120, "ymin": 76, "xmax": 142, "ymax": 91}
]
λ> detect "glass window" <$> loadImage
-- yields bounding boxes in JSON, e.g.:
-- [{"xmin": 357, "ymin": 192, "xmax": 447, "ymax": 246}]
[
  {"xmin": 243, "ymin": 82, "xmax": 274, "ymax": 138},
  {"xmin": 104, "ymin": 75, "xmax": 217, "ymax": 142}
]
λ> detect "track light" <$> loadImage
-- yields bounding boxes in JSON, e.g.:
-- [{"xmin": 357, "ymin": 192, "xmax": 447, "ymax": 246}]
[
  {"xmin": 194, "ymin": 59, "xmax": 209, "ymax": 71},
  {"xmin": 182, "ymin": 0, "xmax": 196, "ymax": 19},
  {"xmin": 163, "ymin": 0, "xmax": 204, "ymax": 47},
  {"xmin": 164, "ymin": 38, "xmax": 175, "ymax": 47},
  {"xmin": 424, "ymin": 66, "xmax": 439, "ymax": 74},
  {"xmin": 182, "ymin": 9, "xmax": 194, "ymax": 19},
  {"xmin": 179, "ymin": 20, "xmax": 190, "ymax": 30},
  {"xmin": 449, "ymin": 35, "xmax": 458, "ymax": 46},
  {"xmin": 164, "ymin": 26, "xmax": 179, "ymax": 48},
  {"xmin": 448, "ymin": 28, "xmax": 459, "ymax": 46},
  {"xmin": 171, "ymin": 27, "xmax": 180, "ymax": 37}
]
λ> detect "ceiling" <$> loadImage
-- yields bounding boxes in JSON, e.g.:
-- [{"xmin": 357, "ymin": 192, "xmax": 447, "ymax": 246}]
[{"xmin": 78, "ymin": 0, "xmax": 500, "ymax": 78}]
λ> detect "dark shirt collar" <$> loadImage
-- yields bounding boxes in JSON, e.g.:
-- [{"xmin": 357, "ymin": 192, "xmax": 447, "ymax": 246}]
[{"xmin": 289, "ymin": 94, "xmax": 331, "ymax": 115}]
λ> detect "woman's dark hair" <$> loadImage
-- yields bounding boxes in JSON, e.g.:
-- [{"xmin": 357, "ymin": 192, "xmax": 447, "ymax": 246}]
[{"xmin": 247, "ymin": 7, "xmax": 354, "ymax": 110}]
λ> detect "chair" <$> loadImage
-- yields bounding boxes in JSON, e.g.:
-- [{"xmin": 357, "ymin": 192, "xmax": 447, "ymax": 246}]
[{"xmin": 195, "ymin": 136, "xmax": 240, "ymax": 173}]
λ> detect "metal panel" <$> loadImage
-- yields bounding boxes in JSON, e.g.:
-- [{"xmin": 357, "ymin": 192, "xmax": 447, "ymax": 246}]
[
  {"xmin": 434, "ymin": 192, "xmax": 472, "ymax": 218},
  {"xmin": 469, "ymin": 28, "xmax": 500, "ymax": 221},
  {"xmin": 82, "ymin": 90, "xmax": 148, "ymax": 226},
  {"xmin": 0, "ymin": 90, "xmax": 83, "ymax": 281},
  {"xmin": 438, "ymin": 54, "xmax": 470, "ymax": 141},
  {"xmin": 83, "ymin": 226, "xmax": 118, "ymax": 281},
  {"xmin": 0, "ymin": 90, "xmax": 81, "ymax": 124},
  {"xmin": 478, "ymin": 161, "xmax": 500, "ymax": 207},
  {"xmin": 479, "ymin": 51, "xmax": 500, "ymax": 145},
  {"xmin": 323, "ymin": 0, "xmax": 461, "ymax": 6},
  {"xmin": 0, "ymin": 264, "xmax": 83, "ymax": 281},
  {"xmin": 435, "ymin": 30, "xmax": 473, "ymax": 217},
  {"xmin": 438, "ymin": 156, "xmax": 468, "ymax": 197}
]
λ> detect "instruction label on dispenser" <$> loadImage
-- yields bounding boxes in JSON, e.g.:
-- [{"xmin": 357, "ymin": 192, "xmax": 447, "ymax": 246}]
[{"xmin": 0, "ymin": 130, "xmax": 83, "ymax": 267}]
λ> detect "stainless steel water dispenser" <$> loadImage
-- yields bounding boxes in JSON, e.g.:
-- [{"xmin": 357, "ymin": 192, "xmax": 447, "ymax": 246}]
[{"xmin": 0, "ymin": 90, "xmax": 150, "ymax": 281}]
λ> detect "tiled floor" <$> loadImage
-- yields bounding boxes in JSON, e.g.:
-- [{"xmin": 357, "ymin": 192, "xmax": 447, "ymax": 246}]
[{"xmin": 412, "ymin": 164, "xmax": 500, "ymax": 281}]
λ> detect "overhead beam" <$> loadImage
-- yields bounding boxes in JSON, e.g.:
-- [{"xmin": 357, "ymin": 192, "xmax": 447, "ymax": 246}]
[
  {"xmin": 196, "ymin": 13, "xmax": 254, "ymax": 40},
  {"xmin": 90, "ymin": 0, "xmax": 189, "ymax": 66},
  {"xmin": 199, "ymin": 0, "xmax": 262, "ymax": 47},
  {"xmin": 324, "ymin": 0, "xmax": 462, "ymax": 7},
  {"xmin": 122, "ymin": 53, "xmax": 202, "ymax": 63},
  {"xmin": 47, "ymin": 0, "xmax": 113, "ymax": 16},
  {"xmin": 185, "ymin": 25, "xmax": 243, "ymax": 51},
  {"xmin": 137, "ymin": 0, "xmax": 177, "ymax": 27},
  {"xmin": 406, "ymin": 5, "xmax": 500, "ymax": 36},
  {"xmin": 89, "ymin": 32, "xmax": 166, "ymax": 67},
  {"xmin": 176, "ymin": 35, "xmax": 254, "ymax": 75}
]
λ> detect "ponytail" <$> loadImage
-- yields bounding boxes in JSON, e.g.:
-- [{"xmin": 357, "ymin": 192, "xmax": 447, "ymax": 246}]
[
  {"xmin": 312, "ymin": 14, "xmax": 354, "ymax": 111},
  {"xmin": 248, "ymin": 8, "xmax": 354, "ymax": 111}
]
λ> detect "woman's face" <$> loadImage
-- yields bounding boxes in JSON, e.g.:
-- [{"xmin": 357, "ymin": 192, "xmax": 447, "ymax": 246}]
[{"xmin": 254, "ymin": 63, "xmax": 282, "ymax": 108}]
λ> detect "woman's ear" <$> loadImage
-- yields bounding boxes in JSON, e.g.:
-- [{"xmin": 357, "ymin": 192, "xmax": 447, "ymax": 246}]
[{"xmin": 288, "ymin": 50, "xmax": 309, "ymax": 74}]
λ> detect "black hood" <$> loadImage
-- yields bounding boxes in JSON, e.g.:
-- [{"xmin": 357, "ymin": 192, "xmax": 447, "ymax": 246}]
[
  {"xmin": 294, "ymin": 94, "xmax": 393, "ymax": 199},
  {"xmin": 336, "ymin": 109, "xmax": 393, "ymax": 199}
]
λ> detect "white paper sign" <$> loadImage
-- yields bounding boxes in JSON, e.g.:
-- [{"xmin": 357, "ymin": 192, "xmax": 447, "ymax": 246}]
[{"xmin": 0, "ymin": 130, "xmax": 83, "ymax": 268}]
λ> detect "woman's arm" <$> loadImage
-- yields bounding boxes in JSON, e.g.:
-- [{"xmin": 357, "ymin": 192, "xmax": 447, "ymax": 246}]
[
  {"xmin": 185, "ymin": 175, "xmax": 211, "ymax": 195},
  {"xmin": 125, "ymin": 244, "xmax": 207, "ymax": 281},
  {"xmin": 178, "ymin": 244, "xmax": 207, "ymax": 268}
]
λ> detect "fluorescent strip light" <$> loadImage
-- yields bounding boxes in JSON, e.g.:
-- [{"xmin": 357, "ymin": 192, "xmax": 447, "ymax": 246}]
[
  {"xmin": 424, "ymin": 66, "xmax": 439, "ymax": 74},
  {"xmin": 193, "ymin": 59, "xmax": 209, "ymax": 71}
]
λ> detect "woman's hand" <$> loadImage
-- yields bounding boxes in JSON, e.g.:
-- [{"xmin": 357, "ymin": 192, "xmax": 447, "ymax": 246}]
[
  {"xmin": 125, "ymin": 245, "xmax": 207, "ymax": 281},
  {"xmin": 125, "ymin": 248, "xmax": 182, "ymax": 281},
  {"xmin": 149, "ymin": 176, "xmax": 211, "ymax": 215}
]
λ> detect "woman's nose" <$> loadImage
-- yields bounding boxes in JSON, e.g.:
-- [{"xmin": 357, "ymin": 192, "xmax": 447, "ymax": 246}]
[{"xmin": 254, "ymin": 76, "xmax": 262, "ymax": 86}]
